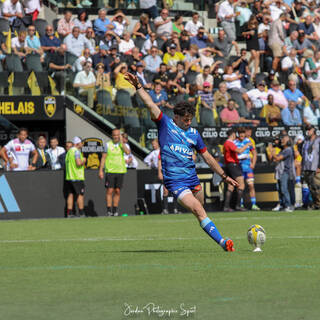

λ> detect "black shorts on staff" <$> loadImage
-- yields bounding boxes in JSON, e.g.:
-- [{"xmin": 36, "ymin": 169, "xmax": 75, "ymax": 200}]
[
  {"xmin": 226, "ymin": 163, "xmax": 243, "ymax": 180},
  {"xmin": 66, "ymin": 181, "xmax": 85, "ymax": 195},
  {"xmin": 105, "ymin": 173, "xmax": 125, "ymax": 189}
]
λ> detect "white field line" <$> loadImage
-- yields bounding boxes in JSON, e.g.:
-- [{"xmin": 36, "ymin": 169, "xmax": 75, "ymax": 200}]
[{"xmin": 0, "ymin": 235, "xmax": 319, "ymax": 244}]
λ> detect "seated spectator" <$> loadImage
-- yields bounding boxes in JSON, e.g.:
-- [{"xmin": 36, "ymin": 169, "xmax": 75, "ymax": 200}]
[
  {"xmin": 284, "ymin": 80, "xmax": 307, "ymax": 112},
  {"xmin": 223, "ymin": 65, "xmax": 244, "ymax": 92},
  {"xmin": 64, "ymin": 26, "xmax": 94, "ymax": 57},
  {"xmin": 93, "ymin": 8, "xmax": 115, "ymax": 39},
  {"xmin": 184, "ymin": 12, "xmax": 203, "ymax": 37},
  {"xmin": 260, "ymin": 94, "xmax": 282, "ymax": 126},
  {"xmin": 231, "ymin": 48, "xmax": 251, "ymax": 88},
  {"xmin": 281, "ymin": 100, "xmax": 302, "ymax": 125},
  {"xmin": 303, "ymin": 102, "xmax": 320, "ymax": 126},
  {"xmin": 108, "ymin": 46, "xmax": 123, "ymax": 72},
  {"xmin": 172, "ymin": 14, "xmax": 184, "ymax": 35},
  {"xmin": 184, "ymin": 44, "xmax": 201, "ymax": 73},
  {"xmin": 57, "ymin": 10, "xmax": 74, "ymax": 39},
  {"xmin": 298, "ymin": 15, "xmax": 318, "ymax": 42},
  {"xmin": 0, "ymin": 33, "xmax": 8, "ymax": 60},
  {"xmin": 144, "ymin": 138, "xmax": 160, "ymax": 169},
  {"xmin": 163, "ymin": 31, "xmax": 181, "ymax": 54},
  {"xmin": 26, "ymin": 25, "xmax": 43, "ymax": 58},
  {"xmin": 163, "ymin": 43, "xmax": 185, "ymax": 72},
  {"xmin": 74, "ymin": 48, "xmax": 93, "ymax": 72},
  {"xmin": 213, "ymin": 29, "xmax": 239, "ymax": 67},
  {"xmin": 40, "ymin": 25, "xmax": 61, "ymax": 54},
  {"xmin": 168, "ymin": 61, "xmax": 187, "ymax": 94},
  {"xmin": 242, "ymin": 81, "xmax": 268, "ymax": 110},
  {"xmin": 47, "ymin": 137, "xmax": 65, "ymax": 170},
  {"xmin": 95, "ymin": 63, "xmax": 111, "ymax": 92},
  {"xmin": 293, "ymin": 30, "xmax": 316, "ymax": 58},
  {"xmin": 267, "ymin": 80, "xmax": 288, "ymax": 109},
  {"xmin": 48, "ymin": 44, "xmax": 73, "ymax": 94},
  {"xmin": 85, "ymin": 28, "xmax": 96, "ymax": 49},
  {"xmin": 179, "ymin": 30, "xmax": 190, "ymax": 53},
  {"xmin": 190, "ymin": 27, "xmax": 213, "ymax": 49},
  {"xmin": 73, "ymin": 9, "xmax": 92, "ymax": 34},
  {"xmin": 284, "ymin": 31, "xmax": 298, "ymax": 56},
  {"xmin": 141, "ymin": 32, "xmax": 158, "ymax": 56},
  {"xmin": 220, "ymin": 99, "xmax": 258, "ymax": 126},
  {"xmin": 2, "ymin": 0, "xmax": 24, "ymax": 29},
  {"xmin": 73, "ymin": 61, "xmax": 96, "ymax": 108},
  {"xmin": 118, "ymin": 32, "xmax": 135, "ymax": 55},
  {"xmin": 281, "ymin": 48, "xmax": 301, "ymax": 78},
  {"xmin": 111, "ymin": 10, "xmax": 129, "ymax": 38},
  {"xmin": 198, "ymin": 82, "xmax": 216, "ymax": 126},
  {"xmin": 153, "ymin": 63, "xmax": 169, "ymax": 87},
  {"xmin": 198, "ymin": 47, "xmax": 222, "ymax": 70},
  {"xmin": 149, "ymin": 82, "xmax": 169, "ymax": 108},
  {"xmin": 144, "ymin": 46, "xmax": 162, "ymax": 74},
  {"xmin": 91, "ymin": 45, "xmax": 111, "ymax": 72},
  {"xmin": 136, "ymin": 62, "xmax": 152, "ymax": 89},
  {"xmin": 124, "ymin": 46, "xmax": 144, "ymax": 73},
  {"xmin": 23, "ymin": 0, "xmax": 41, "ymax": 22},
  {"xmin": 35, "ymin": 135, "xmax": 51, "ymax": 170},
  {"xmin": 154, "ymin": 8, "xmax": 173, "ymax": 42},
  {"xmin": 268, "ymin": 0, "xmax": 289, "ymax": 21},
  {"xmin": 313, "ymin": 15, "xmax": 320, "ymax": 40},
  {"xmin": 132, "ymin": 13, "xmax": 152, "ymax": 50},
  {"xmin": 240, "ymin": 99, "xmax": 261, "ymax": 125},
  {"xmin": 114, "ymin": 62, "xmax": 135, "ymax": 95},
  {"xmin": 99, "ymin": 30, "xmax": 119, "ymax": 51},
  {"xmin": 258, "ymin": 15, "xmax": 270, "ymax": 37},
  {"xmin": 196, "ymin": 65, "xmax": 213, "ymax": 90},
  {"xmin": 213, "ymin": 81, "xmax": 231, "ymax": 110},
  {"xmin": 304, "ymin": 50, "xmax": 320, "ymax": 102},
  {"xmin": 12, "ymin": 30, "xmax": 28, "ymax": 59}
]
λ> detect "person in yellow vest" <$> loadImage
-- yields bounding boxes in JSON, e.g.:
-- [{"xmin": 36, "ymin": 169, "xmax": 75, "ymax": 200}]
[
  {"xmin": 99, "ymin": 129, "xmax": 130, "ymax": 216},
  {"xmin": 65, "ymin": 136, "xmax": 86, "ymax": 218}
]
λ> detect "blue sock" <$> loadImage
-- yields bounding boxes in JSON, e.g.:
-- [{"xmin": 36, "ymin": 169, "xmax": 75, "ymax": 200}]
[
  {"xmin": 251, "ymin": 197, "xmax": 256, "ymax": 205},
  {"xmin": 240, "ymin": 198, "xmax": 244, "ymax": 206},
  {"xmin": 200, "ymin": 217, "xmax": 223, "ymax": 245},
  {"xmin": 296, "ymin": 176, "xmax": 301, "ymax": 183}
]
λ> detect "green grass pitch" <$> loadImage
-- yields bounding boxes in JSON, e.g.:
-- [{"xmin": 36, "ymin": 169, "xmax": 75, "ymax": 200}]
[{"xmin": 0, "ymin": 210, "xmax": 319, "ymax": 320}]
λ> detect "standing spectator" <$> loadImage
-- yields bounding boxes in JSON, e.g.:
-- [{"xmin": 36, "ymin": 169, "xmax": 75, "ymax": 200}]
[
  {"xmin": 270, "ymin": 135, "xmax": 295, "ymax": 212},
  {"xmin": 65, "ymin": 136, "xmax": 86, "ymax": 218},
  {"xmin": 57, "ymin": 10, "xmax": 74, "ymax": 39},
  {"xmin": 58, "ymin": 141, "xmax": 73, "ymax": 170},
  {"xmin": 111, "ymin": 10, "xmax": 129, "ymax": 38},
  {"xmin": 281, "ymin": 100, "xmax": 302, "ymax": 125},
  {"xmin": 35, "ymin": 135, "xmax": 51, "ymax": 170},
  {"xmin": 99, "ymin": 129, "xmax": 130, "ymax": 216},
  {"xmin": 73, "ymin": 9, "xmax": 92, "ymax": 34},
  {"xmin": 0, "ymin": 128, "xmax": 37, "ymax": 171},
  {"xmin": 223, "ymin": 129, "xmax": 252, "ymax": 211},
  {"xmin": 64, "ymin": 26, "xmax": 94, "ymax": 57},
  {"xmin": 2, "ymin": 0, "xmax": 24, "ymax": 30},
  {"xmin": 260, "ymin": 94, "xmax": 282, "ymax": 126},
  {"xmin": 302, "ymin": 125, "xmax": 320, "ymax": 209},
  {"xmin": 198, "ymin": 82, "xmax": 216, "ymax": 126},
  {"xmin": 268, "ymin": 13, "xmax": 287, "ymax": 72},
  {"xmin": 139, "ymin": 0, "xmax": 159, "ymax": 19},
  {"xmin": 73, "ymin": 61, "xmax": 96, "ymax": 108},
  {"xmin": 40, "ymin": 25, "xmax": 61, "ymax": 54},
  {"xmin": 184, "ymin": 12, "xmax": 203, "ymax": 37},
  {"xmin": 23, "ymin": 0, "xmax": 41, "ymax": 21},
  {"xmin": 144, "ymin": 139, "xmax": 160, "ymax": 168},
  {"xmin": 154, "ymin": 8, "xmax": 173, "ymax": 42},
  {"xmin": 47, "ymin": 137, "xmax": 65, "ymax": 170},
  {"xmin": 218, "ymin": 0, "xmax": 237, "ymax": 42},
  {"xmin": 235, "ymin": 0, "xmax": 252, "ymax": 29},
  {"xmin": 122, "ymin": 133, "xmax": 138, "ymax": 169},
  {"xmin": 93, "ymin": 8, "xmax": 115, "ymax": 39}
]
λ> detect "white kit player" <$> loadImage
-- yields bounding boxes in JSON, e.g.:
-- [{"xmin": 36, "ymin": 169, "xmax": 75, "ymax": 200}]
[{"xmin": 0, "ymin": 128, "xmax": 38, "ymax": 171}]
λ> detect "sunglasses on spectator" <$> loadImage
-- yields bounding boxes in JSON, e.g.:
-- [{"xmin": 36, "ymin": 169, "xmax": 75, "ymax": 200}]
[{"xmin": 28, "ymin": 28, "xmax": 35, "ymax": 31}]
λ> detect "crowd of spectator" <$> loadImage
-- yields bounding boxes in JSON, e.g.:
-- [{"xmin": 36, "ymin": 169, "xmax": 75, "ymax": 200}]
[{"xmin": 1, "ymin": 0, "xmax": 320, "ymax": 129}]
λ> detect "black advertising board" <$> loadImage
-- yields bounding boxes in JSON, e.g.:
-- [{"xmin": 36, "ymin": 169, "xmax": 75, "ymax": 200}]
[{"xmin": 0, "ymin": 96, "xmax": 64, "ymax": 120}]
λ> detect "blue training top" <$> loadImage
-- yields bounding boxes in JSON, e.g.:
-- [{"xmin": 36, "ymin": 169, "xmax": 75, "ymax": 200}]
[
  {"xmin": 154, "ymin": 112, "xmax": 207, "ymax": 191},
  {"xmin": 234, "ymin": 138, "xmax": 253, "ymax": 172}
]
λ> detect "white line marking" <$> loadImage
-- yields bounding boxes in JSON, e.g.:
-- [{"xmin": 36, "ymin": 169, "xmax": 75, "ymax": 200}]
[{"xmin": 0, "ymin": 235, "xmax": 319, "ymax": 244}]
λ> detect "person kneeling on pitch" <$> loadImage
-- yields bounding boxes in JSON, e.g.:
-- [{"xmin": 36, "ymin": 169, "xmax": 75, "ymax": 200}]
[{"xmin": 124, "ymin": 72, "xmax": 238, "ymax": 252}]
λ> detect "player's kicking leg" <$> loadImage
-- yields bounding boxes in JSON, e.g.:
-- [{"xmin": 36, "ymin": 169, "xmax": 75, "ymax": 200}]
[{"xmin": 177, "ymin": 189, "xmax": 234, "ymax": 252}]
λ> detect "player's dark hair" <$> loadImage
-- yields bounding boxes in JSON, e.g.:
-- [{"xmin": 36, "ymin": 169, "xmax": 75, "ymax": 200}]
[
  {"xmin": 18, "ymin": 127, "xmax": 28, "ymax": 134},
  {"xmin": 174, "ymin": 101, "xmax": 195, "ymax": 117},
  {"xmin": 238, "ymin": 127, "xmax": 246, "ymax": 134},
  {"xmin": 227, "ymin": 129, "xmax": 236, "ymax": 137},
  {"xmin": 50, "ymin": 136, "xmax": 58, "ymax": 141}
]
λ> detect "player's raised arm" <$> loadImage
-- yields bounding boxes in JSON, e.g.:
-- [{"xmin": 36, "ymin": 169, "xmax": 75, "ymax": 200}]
[{"xmin": 124, "ymin": 73, "xmax": 161, "ymax": 120}]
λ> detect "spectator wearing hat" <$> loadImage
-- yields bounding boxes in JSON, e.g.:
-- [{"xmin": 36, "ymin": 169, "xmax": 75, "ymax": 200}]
[
  {"xmin": 73, "ymin": 61, "xmax": 96, "ymax": 108},
  {"xmin": 57, "ymin": 10, "xmax": 74, "ymax": 39},
  {"xmin": 154, "ymin": 8, "xmax": 173, "ymax": 42},
  {"xmin": 64, "ymin": 26, "xmax": 94, "ymax": 57},
  {"xmin": 268, "ymin": 80, "xmax": 288, "ymax": 109},
  {"xmin": 136, "ymin": 62, "xmax": 152, "ymax": 89},
  {"xmin": 163, "ymin": 43, "xmax": 185, "ymax": 72},
  {"xmin": 92, "ymin": 45, "xmax": 111, "ymax": 72},
  {"xmin": 99, "ymin": 30, "xmax": 119, "ymax": 52},
  {"xmin": 190, "ymin": 27, "xmax": 213, "ymax": 49},
  {"xmin": 304, "ymin": 50, "xmax": 320, "ymax": 101},
  {"xmin": 185, "ymin": 12, "xmax": 203, "ymax": 37},
  {"xmin": 217, "ymin": 0, "xmax": 237, "ymax": 42},
  {"xmin": 65, "ymin": 136, "xmax": 86, "ymax": 218},
  {"xmin": 94, "ymin": 9, "xmax": 115, "ymax": 39},
  {"xmin": 268, "ymin": 13, "xmax": 287, "ymax": 72},
  {"xmin": 110, "ymin": 10, "xmax": 129, "ymax": 38},
  {"xmin": 260, "ymin": 94, "xmax": 282, "ymax": 126},
  {"xmin": 40, "ymin": 25, "xmax": 61, "ymax": 54},
  {"xmin": 265, "ymin": 69, "xmax": 277, "ymax": 87},
  {"xmin": 144, "ymin": 46, "xmax": 162, "ymax": 74},
  {"xmin": 73, "ymin": 10, "xmax": 92, "ymax": 34},
  {"xmin": 235, "ymin": 0, "xmax": 252, "ymax": 30},
  {"xmin": 281, "ymin": 100, "xmax": 302, "ymax": 125}
]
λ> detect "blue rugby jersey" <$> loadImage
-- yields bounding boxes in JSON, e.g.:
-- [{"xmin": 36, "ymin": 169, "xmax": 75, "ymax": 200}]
[
  {"xmin": 234, "ymin": 138, "xmax": 253, "ymax": 172},
  {"xmin": 154, "ymin": 112, "xmax": 207, "ymax": 189}
]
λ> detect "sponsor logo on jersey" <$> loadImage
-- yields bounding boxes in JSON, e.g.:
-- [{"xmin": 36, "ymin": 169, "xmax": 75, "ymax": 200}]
[{"xmin": 169, "ymin": 144, "xmax": 193, "ymax": 156}]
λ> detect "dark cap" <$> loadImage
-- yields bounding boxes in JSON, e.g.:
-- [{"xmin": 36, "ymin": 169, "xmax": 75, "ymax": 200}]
[
  {"xmin": 270, "ymin": 70, "xmax": 275, "ymax": 75},
  {"xmin": 258, "ymin": 80, "xmax": 266, "ymax": 86},
  {"xmin": 169, "ymin": 43, "xmax": 177, "ymax": 49},
  {"xmin": 110, "ymin": 45, "xmax": 118, "ymax": 50},
  {"xmin": 306, "ymin": 124, "xmax": 315, "ymax": 130},
  {"xmin": 136, "ymin": 62, "xmax": 144, "ymax": 67}
]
